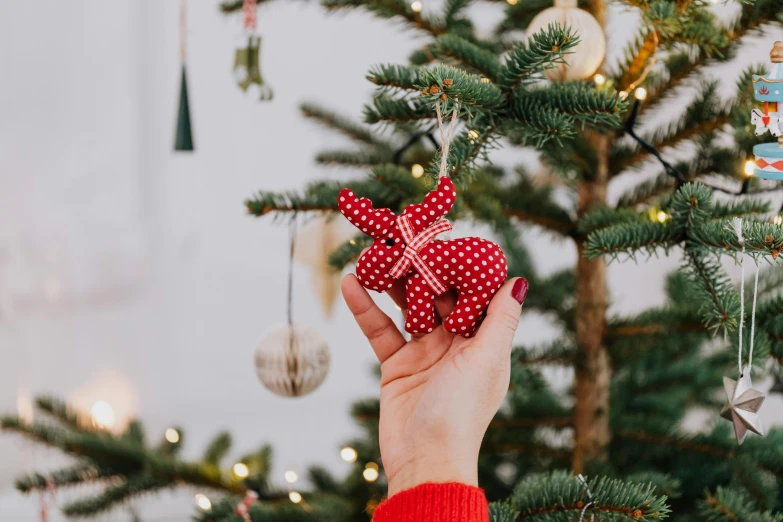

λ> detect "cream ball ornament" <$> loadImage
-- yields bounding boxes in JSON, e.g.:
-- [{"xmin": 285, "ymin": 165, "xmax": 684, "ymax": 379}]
[
  {"xmin": 527, "ymin": 0, "xmax": 606, "ymax": 82},
  {"xmin": 255, "ymin": 324, "xmax": 330, "ymax": 397}
]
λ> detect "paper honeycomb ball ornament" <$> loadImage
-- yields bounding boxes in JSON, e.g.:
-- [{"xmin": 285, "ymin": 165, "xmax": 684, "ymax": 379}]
[
  {"xmin": 338, "ymin": 176, "xmax": 508, "ymax": 338},
  {"xmin": 527, "ymin": 0, "xmax": 606, "ymax": 82},
  {"xmin": 255, "ymin": 324, "xmax": 330, "ymax": 397}
]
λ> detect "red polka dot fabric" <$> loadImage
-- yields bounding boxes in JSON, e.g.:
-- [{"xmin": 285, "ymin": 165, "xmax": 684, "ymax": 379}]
[{"xmin": 338, "ymin": 177, "xmax": 508, "ymax": 338}]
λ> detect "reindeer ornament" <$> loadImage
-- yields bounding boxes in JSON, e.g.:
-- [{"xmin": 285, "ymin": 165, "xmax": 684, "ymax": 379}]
[{"xmin": 338, "ymin": 176, "xmax": 508, "ymax": 338}]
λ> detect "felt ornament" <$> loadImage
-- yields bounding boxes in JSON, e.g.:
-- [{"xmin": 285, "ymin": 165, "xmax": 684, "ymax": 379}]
[
  {"xmin": 337, "ymin": 101, "xmax": 507, "ymax": 338},
  {"xmin": 527, "ymin": 0, "xmax": 606, "ymax": 82}
]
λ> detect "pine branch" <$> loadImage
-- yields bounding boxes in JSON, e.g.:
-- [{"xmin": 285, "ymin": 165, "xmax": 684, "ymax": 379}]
[
  {"xmin": 315, "ymin": 149, "xmax": 391, "ymax": 168},
  {"xmin": 497, "ymin": 23, "xmax": 580, "ymax": 93},
  {"xmin": 431, "ymin": 34, "xmax": 501, "ymax": 81},
  {"xmin": 367, "ymin": 64, "xmax": 423, "ymax": 92},
  {"xmin": 512, "ymin": 470, "xmax": 671, "ymax": 521},
  {"xmin": 321, "ymin": 0, "xmax": 445, "ymax": 35},
  {"xmin": 699, "ymin": 486, "xmax": 783, "ymax": 522},
  {"xmin": 300, "ymin": 102, "xmax": 390, "ymax": 148}
]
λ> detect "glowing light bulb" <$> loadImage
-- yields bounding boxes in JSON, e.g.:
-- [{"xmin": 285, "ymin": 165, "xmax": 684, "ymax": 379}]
[
  {"xmin": 285, "ymin": 470, "xmax": 299, "ymax": 483},
  {"xmin": 744, "ymin": 159, "xmax": 756, "ymax": 177},
  {"xmin": 233, "ymin": 463, "xmax": 249, "ymax": 478},
  {"xmin": 410, "ymin": 1, "xmax": 422, "ymax": 12},
  {"xmin": 618, "ymin": 91, "xmax": 629, "ymax": 100},
  {"xmin": 411, "ymin": 164, "xmax": 424, "ymax": 178},
  {"xmin": 634, "ymin": 87, "xmax": 647, "ymax": 101},
  {"xmin": 165, "ymin": 428, "xmax": 180, "ymax": 443},
  {"xmin": 195, "ymin": 494, "xmax": 212, "ymax": 511},
  {"xmin": 289, "ymin": 491, "xmax": 303, "ymax": 503},
  {"xmin": 91, "ymin": 401, "xmax": 115, "ymax": 430},
  {"xmin": 363, "ymin": 465, "xmax": 380, "ymax": 482},
  {"xmin": 340, "ymin": 447, "xmax": 358, "ymax": 462},
  {"xmin": 593, "ymin": 74, "xmax": 606, "ymax": 86},
  {"xmin": 774, "ymin": 215, "xmax": 782, "ymax": 226},
  {"xmin": 467, "ymin": 129, "xmax": 479, "ymax": 140},
  {"xmin": 656, "ymin": 211, "xmax": 668, "ymax": 223}
]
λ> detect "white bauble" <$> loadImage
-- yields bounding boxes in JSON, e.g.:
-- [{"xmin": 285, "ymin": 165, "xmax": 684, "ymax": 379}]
[
  {"xmin": 527, "ymin": 0, "xmax": 606, "ymax": 82},
  {"xmin": 255, "ymin": 324, "xmax": 330, "ymax": 397}
]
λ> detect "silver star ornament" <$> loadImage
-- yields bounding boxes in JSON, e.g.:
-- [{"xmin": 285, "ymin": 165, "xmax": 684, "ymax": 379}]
[{"xmin": 720, "ymin": 373, "xmax": 766, "ymax": 445}]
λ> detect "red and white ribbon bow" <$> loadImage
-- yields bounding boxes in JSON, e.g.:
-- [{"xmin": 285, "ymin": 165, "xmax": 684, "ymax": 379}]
[{"xmin": 389, "ymin": 215, "xmax": 452, "ymax": 295}]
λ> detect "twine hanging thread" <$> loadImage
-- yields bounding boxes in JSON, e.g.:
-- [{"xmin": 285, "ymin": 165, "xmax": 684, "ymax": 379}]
[
  {"xmin": 434, "ymin": 100, "xmax": 459, "ymax": 178},
  {"xmin": 727, "ymin": 217, "xmax": 761, "ymax": 376}
]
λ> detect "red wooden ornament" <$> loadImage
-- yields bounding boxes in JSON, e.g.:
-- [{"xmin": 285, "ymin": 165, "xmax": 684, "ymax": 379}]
[{"xmin": 338, "ymin": 177, "xmax": 508, "ymax": 338}]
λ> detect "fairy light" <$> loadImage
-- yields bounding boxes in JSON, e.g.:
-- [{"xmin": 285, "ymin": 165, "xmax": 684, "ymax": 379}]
[
  {"xmin": 289, "ymin": 491, "xmax": 303, "ymax": 503},
  {"xmin": 363, "ymin": 462, "xmax": 380, "ymax": 482},
  {"xmin": 656, "ymin": 210, "xmax": 668, "ymax": 223},
  {"xmin": 593, "ymin": 74, "xmax": 606, "ymax": 86},
  {"xmin": 285, "ymin": 470, "xmax": 299, "ymax": 483},
  {"xmin": 165, "ymin": 428, "xmax": 180, "ymax": 443},
  {"xmin": 340, "ymin": 447, "xmax": 358, "ymax": 462},
  {"xmin": 634, "ymin": 87, "xmax": 648, "ymax": 101},
  {"xmin": 744, "ymin": 159, "xmax": 756, "ymax": 177},
  {"xmin": 233, "ymin": 463, "xmax": 249, "ymax": 478},
  {"xmin": 774, "ymin": 215, "xmax": 782, "ymax": 226},
  {"xmin": 410, "ymin": 1, "xmax": 422, "ymax": 12},
  {"xmin": 195, "ymin": 494, "xmax": 212, "ymax": 511},
  {"xmin": 90, "ymin": 401, "xmax": 115, "ymax": 430},
  {"xmin": 411, "ymin": 164, "xmax": 424, "ymax": 178}
]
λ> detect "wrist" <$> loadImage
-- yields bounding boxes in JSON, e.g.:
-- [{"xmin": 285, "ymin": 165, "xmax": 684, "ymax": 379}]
[{"xmin": 386, "ymin": 453, "xmax": 478, "ymax": 496}]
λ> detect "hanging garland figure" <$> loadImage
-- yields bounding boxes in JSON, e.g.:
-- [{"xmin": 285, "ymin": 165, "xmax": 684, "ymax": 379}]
[{"xmin": 234, "ymin": 0, "xmax": 273, "ymax": 101}]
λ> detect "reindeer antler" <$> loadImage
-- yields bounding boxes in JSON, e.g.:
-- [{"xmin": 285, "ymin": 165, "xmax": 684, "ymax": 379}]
[
  {"xmin": 401, "ymin": 177, "xmax": 456, "ymax": 232},
  {"xmin": 338, "ymin": 188, "xmax": 396, "ymax": 239}
]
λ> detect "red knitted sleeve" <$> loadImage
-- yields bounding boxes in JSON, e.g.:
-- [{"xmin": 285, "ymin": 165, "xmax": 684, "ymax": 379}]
[{"xmin": 372, "ymin": 483, "xmax": 490, "ymax": 522}]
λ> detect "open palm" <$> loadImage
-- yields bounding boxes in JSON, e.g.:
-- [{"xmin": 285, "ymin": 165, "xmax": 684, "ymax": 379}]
[{"xmin": 341, "ymin": 274, "xmax": 527, "ymax": 495}]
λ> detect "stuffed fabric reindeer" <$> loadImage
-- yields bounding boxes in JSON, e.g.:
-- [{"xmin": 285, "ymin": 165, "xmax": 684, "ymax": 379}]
[{"xmin": 338, "ymin": 176, "xmax": 508, "ymax": 338}]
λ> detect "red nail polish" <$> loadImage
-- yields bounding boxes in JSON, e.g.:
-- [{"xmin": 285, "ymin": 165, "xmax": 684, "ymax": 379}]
[{"xmin": 511, "ymin": 278, "xmax": 528, "ymax": 305}]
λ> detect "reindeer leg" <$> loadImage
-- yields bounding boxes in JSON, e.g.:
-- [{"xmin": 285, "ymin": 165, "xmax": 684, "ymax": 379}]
[
  {"xmin": 444, "ymin": 292, "xmax": 488, "ymax": 338},
  {"xmin": 404, "ymin": 273, "xmax": 437, "ymax": 335}
]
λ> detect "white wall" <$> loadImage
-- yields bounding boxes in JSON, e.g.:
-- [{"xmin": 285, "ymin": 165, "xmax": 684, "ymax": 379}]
[{"xmin": 0, "ymin": 1, "xmax": 780, "ymax": 520}]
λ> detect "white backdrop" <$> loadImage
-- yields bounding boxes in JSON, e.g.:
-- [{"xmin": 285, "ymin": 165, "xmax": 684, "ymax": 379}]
[{"xmin": 0, "ymin": 1, "xmax": 780, "ymax": 520}]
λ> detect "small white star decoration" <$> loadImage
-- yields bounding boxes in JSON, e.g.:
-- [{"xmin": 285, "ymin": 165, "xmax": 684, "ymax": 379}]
[{"xmin": 720, "ymin": 373, "xmax": 766, "ymax": 445}]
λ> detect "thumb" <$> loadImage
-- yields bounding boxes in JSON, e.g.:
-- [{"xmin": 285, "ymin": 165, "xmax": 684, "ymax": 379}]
[{"xmin": 474, "ymin": 277, "xmax": 528, "ymax": 352}]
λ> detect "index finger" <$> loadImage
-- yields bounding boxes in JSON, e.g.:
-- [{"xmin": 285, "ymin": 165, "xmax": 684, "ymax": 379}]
[{"xmin": 341, "ymin": 274, "xmax": 406, "ymax": 363}]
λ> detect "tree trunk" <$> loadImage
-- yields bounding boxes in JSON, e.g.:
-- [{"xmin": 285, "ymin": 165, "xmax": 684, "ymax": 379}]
[{"xmin": 572, "ymin": 133, "xmax": 611, "ymax": 474}]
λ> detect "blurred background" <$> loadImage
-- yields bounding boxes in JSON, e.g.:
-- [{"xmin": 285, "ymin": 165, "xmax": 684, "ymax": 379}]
[{"xmin": 0, "ymin": 0, "xmax": 780, "ymax": 520}]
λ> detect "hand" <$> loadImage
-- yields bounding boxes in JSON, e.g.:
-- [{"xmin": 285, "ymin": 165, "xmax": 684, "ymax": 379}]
[{"xmin": 341, "ymin": 274, "xmax": 528, "ymax": 496}]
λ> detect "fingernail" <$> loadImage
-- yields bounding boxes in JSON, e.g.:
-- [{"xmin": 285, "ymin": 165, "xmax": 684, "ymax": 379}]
[{"xmin": 511, "ymin": 278, "xmax": 528, "ymax": 305}]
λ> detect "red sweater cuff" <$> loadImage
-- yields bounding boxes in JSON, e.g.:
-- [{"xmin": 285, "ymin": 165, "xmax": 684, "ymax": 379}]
[{"xmin": 372, "ymin": 483, "xmax": 489, "ymax": 522}]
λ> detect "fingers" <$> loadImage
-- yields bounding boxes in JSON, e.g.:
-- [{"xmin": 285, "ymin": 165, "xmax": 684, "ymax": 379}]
[
  {"xmin": 474, "ymin": 278, "xmax": 528, "ymax": 355},
  {"xmin": 341, "ymin": 274, "xmax": 406, "ymax": 363}
]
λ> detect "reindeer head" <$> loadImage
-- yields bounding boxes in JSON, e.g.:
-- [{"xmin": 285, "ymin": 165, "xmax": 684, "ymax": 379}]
[{"xmin": 338, "ymin": 177, "xmax": 456, "ymax": 292}]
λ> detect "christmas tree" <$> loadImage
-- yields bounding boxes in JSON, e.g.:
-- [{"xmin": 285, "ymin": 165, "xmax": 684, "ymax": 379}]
[{"xmin": 4, "ymin": 0, "xmax": 783, "ymax": 520}]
